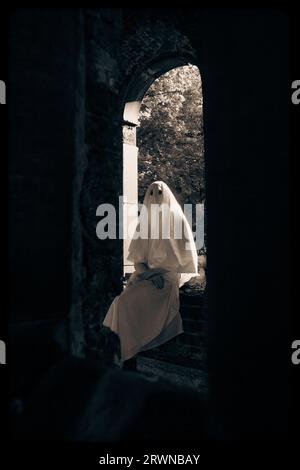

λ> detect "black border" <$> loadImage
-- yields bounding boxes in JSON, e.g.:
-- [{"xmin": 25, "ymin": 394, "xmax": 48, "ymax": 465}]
[{"xmin": 0, "ymin": 3, "xmax": 298, "ymax": 461}]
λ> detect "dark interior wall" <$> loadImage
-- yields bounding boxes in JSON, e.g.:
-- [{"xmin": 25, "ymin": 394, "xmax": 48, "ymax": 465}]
[
  {"xmin": 180, "ymin": 10, "xmax": 289, "ymax": 437},
  {"xmin": 8, "ymin": 10, "xmax": 84, "ymax": 323}
]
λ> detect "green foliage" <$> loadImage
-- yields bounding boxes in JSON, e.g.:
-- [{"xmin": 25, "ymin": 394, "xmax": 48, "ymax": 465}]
[{"xmin": 137, "ymin": 65, "xmax": 205, "ymax": 207}]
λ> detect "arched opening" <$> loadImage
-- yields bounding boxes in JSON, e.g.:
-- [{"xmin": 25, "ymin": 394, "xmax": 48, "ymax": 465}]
[
  {"xmin": 122, "ymin": 60, "xmax": 207, "ymax": 385},
  {"xmin": 122, "ymin": 57, "xmax": 198, "ymax": 277},
  {"xmin": 122, "ymin": 63, "xmax": 205, "ymax": 281}
]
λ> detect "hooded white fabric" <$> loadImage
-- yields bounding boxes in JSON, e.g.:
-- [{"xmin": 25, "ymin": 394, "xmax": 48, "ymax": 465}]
[
  {"xmin": 103, "ymin": 181, "xmax": 199, "ymax": 361},
  {"xmin": 127, "ymin": 181, "xmax": 198, "ymax": 287}
]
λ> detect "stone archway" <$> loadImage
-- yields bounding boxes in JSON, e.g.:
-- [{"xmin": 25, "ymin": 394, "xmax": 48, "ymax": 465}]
[{"xmin": 79, "ymin": 13, "xmax": 206, "ymax": 356}]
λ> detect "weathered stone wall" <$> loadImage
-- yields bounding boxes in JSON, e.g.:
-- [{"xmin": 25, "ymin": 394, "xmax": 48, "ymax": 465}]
[{"xmin": 80, "ymin": 10, "xmax": 123, "ymax": 347}]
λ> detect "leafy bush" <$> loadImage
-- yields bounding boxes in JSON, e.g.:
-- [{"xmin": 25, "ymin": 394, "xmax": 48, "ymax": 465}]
[{"xmin": 137, "ymin": 65, "xmax": 205, "ymax": 209}]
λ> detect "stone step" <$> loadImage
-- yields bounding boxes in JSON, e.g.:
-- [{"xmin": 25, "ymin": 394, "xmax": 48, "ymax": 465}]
[
  {"xmin": 137, "ymin": 356, "xmax": 208, "ymax": 394},
  {"xmin": 139, "ymin": 337, "xmax": 207, "ymax": 370}
]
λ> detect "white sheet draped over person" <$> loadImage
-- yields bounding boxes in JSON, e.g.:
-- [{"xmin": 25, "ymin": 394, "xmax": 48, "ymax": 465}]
[{"xmin": 102, "ymin": 181, "xmax": 198, "ymax": 362}]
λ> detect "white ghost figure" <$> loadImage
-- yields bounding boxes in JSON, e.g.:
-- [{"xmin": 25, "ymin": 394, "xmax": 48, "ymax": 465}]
[{"xmin": 103, "ymin": 181, "xmax": 199, "ymax": 362}]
